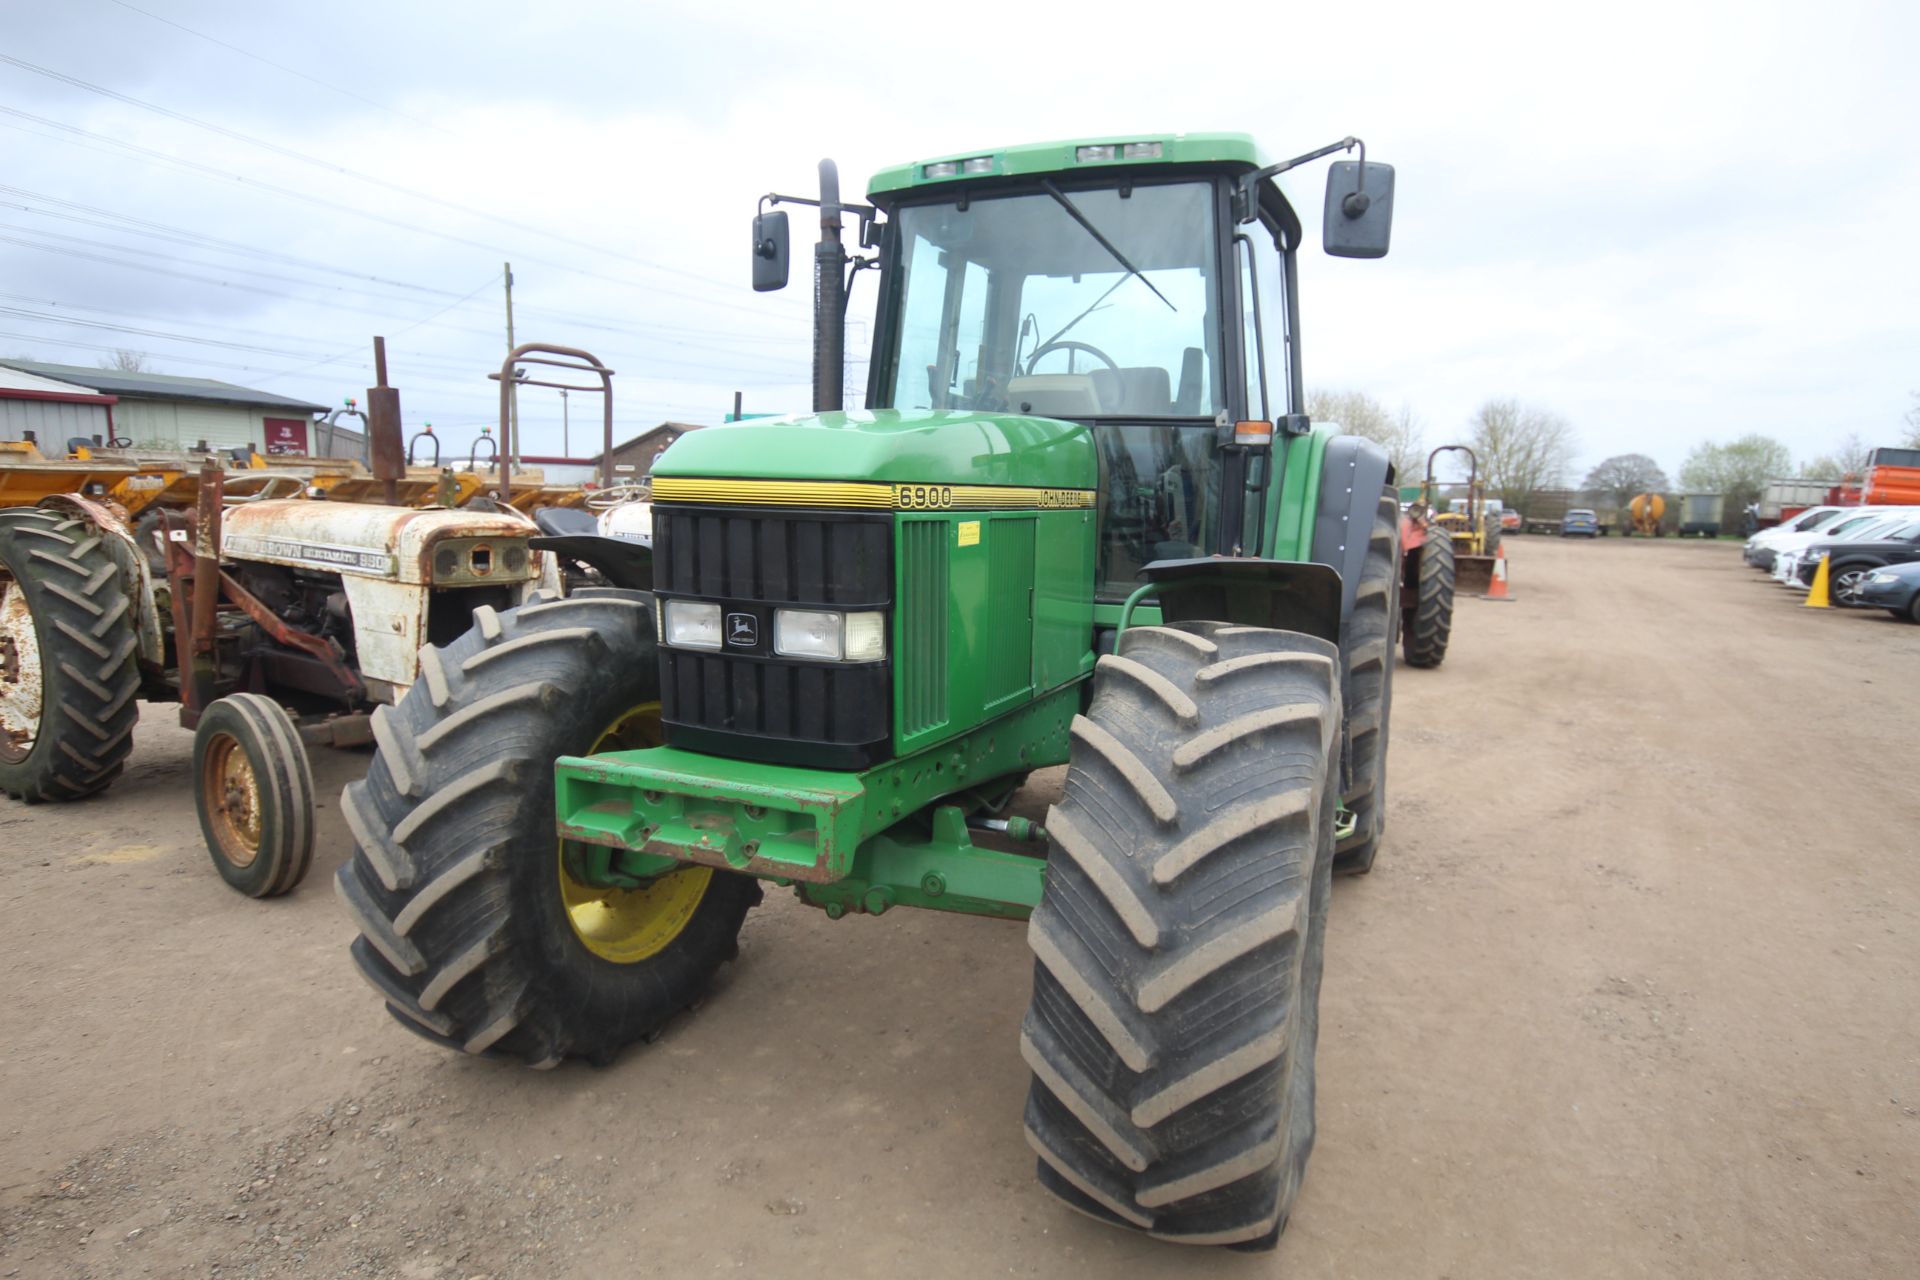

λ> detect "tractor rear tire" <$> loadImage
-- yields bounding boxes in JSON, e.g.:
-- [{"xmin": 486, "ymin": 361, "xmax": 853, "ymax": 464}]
[
  {"xmin": 1333, "ymin": 488, "xmax": 1399, "ymax": 876},
  {"xmin": 194, "ymin": 693, "xmax": 315, "ymax": 897},
  {"xmin": 335, "ymin": 590, "xmax": 760, "ymax": 1067},
  {"xmin": 1021, "ymin": 622, "xmax": 1341, "ymax": 1247},
  {"xmin": 1401, "ymin": 532, "xmax": 1455, "ymax": 669},
  {"xmin": 0, "ymin": 507, "xmax": 140, "ymax": 803}
]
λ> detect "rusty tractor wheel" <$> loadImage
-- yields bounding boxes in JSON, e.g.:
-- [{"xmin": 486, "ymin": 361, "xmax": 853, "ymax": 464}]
[
  {"xmin": 0, "ymin": 507, "xmax": 140, "ymax": 803},
  {"xmin": 193, "ymin": 693, "xmax": 315, "ymax": 897}
]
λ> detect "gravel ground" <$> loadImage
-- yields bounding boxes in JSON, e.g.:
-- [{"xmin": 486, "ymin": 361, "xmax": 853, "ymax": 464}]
[{"xmin": 2, "ymin": 534, "xmax": 1916, "ymax": 1277}]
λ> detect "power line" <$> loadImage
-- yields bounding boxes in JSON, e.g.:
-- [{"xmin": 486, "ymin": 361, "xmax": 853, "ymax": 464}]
[
  {"xmin": 99, "ymin": 0, "xmax": 459, "ymax": 139},
  {"xmin": 0, "ymin": 190, "xmax": 812, "ymax": 353},
  {"xmin": 0, "ymin": 107, "xmax": 804, "ymax": 319},
  {"xmin": 0, "ymin": 183, "xmax": 456, "ymax": 297},
  {"xmin": 0, "ymin": 51, "xmax": 792, "ymax": 298}
]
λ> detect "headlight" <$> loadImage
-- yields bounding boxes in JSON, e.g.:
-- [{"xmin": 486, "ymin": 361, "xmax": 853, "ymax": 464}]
[
  {"xmin": 664, "ymin": 600, "xmax": 722, "ymax": 649},
  {"xmin": 774, "ymin": 609, "xmax": 842, "ymax": 659},
  {"xmin": 773, "ymin": 608, "xmax": 887, "ymax": 662},
  {"xmin": 1867, "ymin": 571, "xmax": 1897, "ymax": 584}
]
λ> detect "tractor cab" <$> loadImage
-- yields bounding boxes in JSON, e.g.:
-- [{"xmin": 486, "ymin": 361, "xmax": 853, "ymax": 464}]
[{"xmin": 755, "ymin": 133, "xmax": 1395, "ymax": 597}]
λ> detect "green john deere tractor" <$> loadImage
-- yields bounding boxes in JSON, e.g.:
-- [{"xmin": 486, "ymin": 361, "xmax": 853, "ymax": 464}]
[{"xmin": 337, "ymin": 132, "xmax": 1398, "ymax": 1249}]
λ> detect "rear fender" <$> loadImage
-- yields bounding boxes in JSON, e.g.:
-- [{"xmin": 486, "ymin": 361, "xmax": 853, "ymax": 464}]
[
  {"xmin": 1308, "ymin": 435, "xmax": 1394, "ymax": 628},
  {"xmin": 36, "ymin": 493, "xmax": 165, "ymax": 668},
  {"xmin": 530, "ymin": 534, "xmax": 653, "ymax": 591},
  {"xmin": 1136, "ymin": 557, "xmax": 1344, "ymax": 645}
]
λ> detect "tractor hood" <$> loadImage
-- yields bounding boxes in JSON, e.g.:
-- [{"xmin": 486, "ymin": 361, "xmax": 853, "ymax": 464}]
[
  {"xmin": 649, "ymin": 410, "xmax": 1097, "ymax": 497},
  {"xmin": 221, "ymin": 500, "xmax": 537, "ymax": 584}
]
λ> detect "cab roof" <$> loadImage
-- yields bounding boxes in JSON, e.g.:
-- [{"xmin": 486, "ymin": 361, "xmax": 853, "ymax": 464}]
[{"xmin": 867, "ymin": 132, "xmax": 1269, "ymax": 200}]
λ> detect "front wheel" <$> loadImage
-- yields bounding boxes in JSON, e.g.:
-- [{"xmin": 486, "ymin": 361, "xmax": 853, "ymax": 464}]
[
  {"xmin": 194, "ymin": 693, "xmax": 315, "ymax": 897},
  {"xmin": 1021, "ymin": 622, "xmax": 1341, "ymax": 1248},
  {"xmin": 336, "ymin": 591, "xmax": 759, "ymax": 1066},
  {"xmin": 1828, "ymin": 562, "xmax": 1876, "ymax": 608}
]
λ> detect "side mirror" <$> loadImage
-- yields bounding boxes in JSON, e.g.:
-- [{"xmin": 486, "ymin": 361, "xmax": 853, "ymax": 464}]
[
  {"xmin": 1323, "ymin": 160, "xmax": 1395, "ymax": 259},
  {"xmin": 752, "ymin": 210, "xmax": 789, "ymax": 292}
]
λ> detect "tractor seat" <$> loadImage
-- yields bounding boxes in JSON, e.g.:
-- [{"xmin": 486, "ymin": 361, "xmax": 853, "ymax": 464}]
[
  {"xmin": 1006, "ymin": 374, "xmax": 1104, "ymax": 417},
  {"xmin": 533, "ymin": 506, "xmax": 596, "ymax": 537},
  {"xmin": 1090, "ymin": 367, "xmax": 1174, "ymax": 416}
]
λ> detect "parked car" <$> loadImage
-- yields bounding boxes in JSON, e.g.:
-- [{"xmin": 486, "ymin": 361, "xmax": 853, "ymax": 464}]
[
  {"xmin": 1500, "ymin": 510, "xmax": 1521, "ymax": 532},
  {"xmin": 1744, "ymin": 505, "xmax": 1852, "ymax": 569},
  {"xmin": 1562, "ymin": 508, "xmax": 1601, "ymax": 537},
  {"xmin": 1790, "ymin": 518, "xmax": 1920, "ymax": 604},
  {"xmin": 1854, "ymin": 560, "xmax": 1920, "ymax": 622},
  {"xmin": 1766, "ymin": 509, "xmax": 1917, "ymax": 582}
]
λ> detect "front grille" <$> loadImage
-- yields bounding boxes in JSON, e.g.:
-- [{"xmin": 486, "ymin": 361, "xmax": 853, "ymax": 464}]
[
  {"xmin": 897, "ymin": 519, "xmax": 948, "ymax": 740},
  {"xmin": 652, "ymin": 504, "xmax": 892, "ymax": 769}
]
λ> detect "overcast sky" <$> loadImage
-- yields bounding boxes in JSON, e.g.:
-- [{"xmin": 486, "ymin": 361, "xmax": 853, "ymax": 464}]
[{"xmin": 2, "ymin": 0, "xmax": 1915, "ymax": 481}]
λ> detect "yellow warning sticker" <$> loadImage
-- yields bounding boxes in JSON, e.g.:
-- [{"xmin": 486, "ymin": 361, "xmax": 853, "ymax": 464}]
[{"xmin": 957, "ymin": 520, "xmax": 980, "ymax": 547}]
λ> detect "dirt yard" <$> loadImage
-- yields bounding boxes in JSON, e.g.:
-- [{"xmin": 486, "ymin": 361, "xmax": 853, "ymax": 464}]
[{"xmin": 2, "ymin": 536, "xmax": 1916, "ymax": 1278}]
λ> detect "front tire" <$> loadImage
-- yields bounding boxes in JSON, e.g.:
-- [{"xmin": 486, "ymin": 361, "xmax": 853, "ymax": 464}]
[
  {"xmin": 194, "ymin": 693, "xmax": 315, "ymax": 897},
  {"xmin": 335, "ymin": 591, "xmax": 759, "ymax": 1067},
  {"xmin": 1401, "ymin": 532, "xmax": 1455, "ymax": 669},
  {"xmin": 0, "ymin": 508, "xmax": 140, "ymax": 802},
  {"xmin": 1828, "ymin": 562, "xmax": 1876, "ymax": 608},
  {"xmin": 1021, "ymin": 622, "xmax": 1341, "ymax": 1247}
]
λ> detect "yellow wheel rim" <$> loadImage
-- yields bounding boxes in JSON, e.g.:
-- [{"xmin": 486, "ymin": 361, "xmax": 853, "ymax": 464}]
[
  {"xmin": 202, "ymin": 732, "xmax": 263, "ymax": 869},
  {"xmin": 558, "ymin": 701, "xmax": 712, "ymax": 964}
]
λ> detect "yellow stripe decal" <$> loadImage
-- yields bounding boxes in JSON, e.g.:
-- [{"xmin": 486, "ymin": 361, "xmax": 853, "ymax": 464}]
[{"xmin": 651, "ymin": 477, "xmax": 1096, "ymax": 511}]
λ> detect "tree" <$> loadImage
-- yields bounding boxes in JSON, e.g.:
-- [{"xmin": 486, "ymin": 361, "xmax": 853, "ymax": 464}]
[
  {"xmin": 1801, "ymin": 432, "xmax": 1872, "ymax": 482},
  {"xmin": 98, "ymin": 349, "xmax": 150, "ymax": 373},
  {"xmin": 1465, "ymin": 398, "xmax": 1577, "ymax": 511},
  {"xmin": 1905, "ymin": 392, "xmax": 1920, "ymax": 449},
  {"xmin": 1582, "ymin": 453, "xmax": 1670, "ymax": 508},
  {"xmin": 1678, "ymin": 434, "xmax": 1792, "ymax": 516},
  {"xmin": 1305, "ymin": 388, "xmax": 1425, "ymax": 481}
]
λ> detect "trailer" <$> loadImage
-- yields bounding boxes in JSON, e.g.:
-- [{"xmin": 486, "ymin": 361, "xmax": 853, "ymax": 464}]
[
  {"xmin": 1522, "ymin": 487, "xmax": 1576, "ymax": 534},
  {"xmin": 1758, "ymin": 478, "xmax": 1837, "ymax": 527},
  {"xmin": 1679, "ymin": 493, "xmax": 1724, "ymax": 537}
]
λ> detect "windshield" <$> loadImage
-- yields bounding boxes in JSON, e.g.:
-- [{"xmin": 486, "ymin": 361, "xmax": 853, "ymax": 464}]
[
  {"xmin": 1798, "ymin": 509, "xmax": 1847, "ymax": 530},
  {"xmin": 1829, "ymin": 515, "xmax": 1895, "ymax": 539},
  {"xmin": 881, "ymin": 182, "xmax": 1222, "ymax": 418}
]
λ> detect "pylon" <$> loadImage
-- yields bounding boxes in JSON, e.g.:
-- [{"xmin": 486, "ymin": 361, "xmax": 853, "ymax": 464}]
[
  {"xmin": 1803, "ymin": 554, "xmax": 1832, "ymax": 608},
  {"xmin": 1483, "ymin": 545, "xmax": 1515, "ymax": 600}
]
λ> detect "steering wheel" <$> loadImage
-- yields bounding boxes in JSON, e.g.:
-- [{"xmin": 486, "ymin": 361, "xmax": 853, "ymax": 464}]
[
  {"xmin": 586, "ymin": 481, "xmax": 651, "ymax": 511},
  {"xmin": 1023, "ymin": 339, "xmax": 1121, "ymax": 379}
]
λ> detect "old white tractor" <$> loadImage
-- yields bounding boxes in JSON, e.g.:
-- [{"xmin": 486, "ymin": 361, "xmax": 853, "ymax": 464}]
[{"xmin": 0, "ymin": 339, "xmax": 588, "ymax": 895}]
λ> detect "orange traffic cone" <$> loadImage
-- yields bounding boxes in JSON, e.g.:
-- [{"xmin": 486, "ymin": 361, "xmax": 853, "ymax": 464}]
[
  {"xmin": 1803, "ymin": 554, "xmax": 1832, "ymax": 608},
  {"xmin": 1483, "ymin": 545, "xmax": 1515, "ymax": 601}
]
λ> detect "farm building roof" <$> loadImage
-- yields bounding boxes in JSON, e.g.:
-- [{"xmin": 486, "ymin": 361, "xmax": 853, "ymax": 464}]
[{"xmin": 0, "ymin": 360, "xmax": 328, "ymax": 415}]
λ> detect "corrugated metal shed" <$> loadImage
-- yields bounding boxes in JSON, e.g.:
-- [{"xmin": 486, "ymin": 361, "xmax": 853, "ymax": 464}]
[
  {"xmin": 0, "ymin": 360, "xmax": 327, "ymax": 452},
  {"xmin": 0, "ymin": 364, "xmax": 116, "ymax": 445},
  {"xmin": 0, "ymin": 360, "xmax": 328, "ymax": 414}
]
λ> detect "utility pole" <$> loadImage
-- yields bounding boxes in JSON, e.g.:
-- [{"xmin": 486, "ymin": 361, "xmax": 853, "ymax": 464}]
[
  {"xmin": 560, "ymin": 386, "xmax": 569, "ymax": 457},
  {"xmin": 503, "ymin": 261, "xmax": 518, "ymax": 476}
]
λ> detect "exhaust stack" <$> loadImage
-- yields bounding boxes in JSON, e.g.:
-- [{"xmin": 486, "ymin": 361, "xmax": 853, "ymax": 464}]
[{"xmin": 812, "ymin": 159, "xmax": 846, "ymax": 414}]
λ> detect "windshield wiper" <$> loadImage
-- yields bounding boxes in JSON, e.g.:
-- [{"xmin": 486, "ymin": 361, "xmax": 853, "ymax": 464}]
[{"xmin": 1039, "ymin": 179, "xmax": 1175, "ymax": 314}]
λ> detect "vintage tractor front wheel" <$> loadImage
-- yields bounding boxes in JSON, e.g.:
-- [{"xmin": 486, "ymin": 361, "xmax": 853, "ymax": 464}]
[
  {"xmin": 1021, "ymin": 622, "xmax": 1341, "ymax": 1248},
  {"xmin": 0, "ymin": 507, "xmax": 140, "ymax": 803},
  {"xmin": 193, "ymin": 693, "xmax": 315, "ymax": 897},
  {"xmin": 335, "ymin": 590, "xmax": 759, "ymax": 1067}
]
